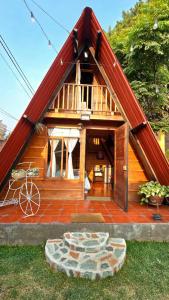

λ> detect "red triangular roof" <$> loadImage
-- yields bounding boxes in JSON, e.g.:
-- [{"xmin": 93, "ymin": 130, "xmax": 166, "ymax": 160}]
[{"xmin": 0, "ymin": 7, "xmax": 169, "ymax": 188}]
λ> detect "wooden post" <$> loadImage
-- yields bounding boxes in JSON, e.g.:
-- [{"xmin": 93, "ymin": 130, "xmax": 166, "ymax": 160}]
[
  {"xmin": 101, "ymin": 86, "xmax": 103, "ymax": 112},
  {"xmin": 110, "ymin": 96, "xmax": 112, "ymax": 113},
  {"xmin": 105, "ymin": 88, "xmax": 107, "ymax": 112},
  {"xmin": 62, "ymin": 85, "xmax": 65, "ymax": 109},
  {"xmin": 72, "ymin": 84, "xmax": 75, "ymax": 110},
  {"xmin": 87, "ymin": 85, "xmax": 89, "ymax": 110},
  {"xmin": 67, "ymin": 85, "xmax": 70, "ymax": 110},
  {"xmin": 97, "ymin": 86, "xmax": 99, "ymax": 112},
  {"xmin": 82, "ymin": 85, "xmax": 84, "ymax": 107},
  {"xmin": 57, "ymin": 91, "xmax": 60, "ymax": 110},
  {"xmin": 91, "ymin": 85, "xmax": 93, "ymax": 111},
  {"xmin": 61, "ymin": 138, "xmax": 64, "ymax": 177},
  {"xmin": 80, "ymin": 128, "xmax": 86, "ymax": 199}
]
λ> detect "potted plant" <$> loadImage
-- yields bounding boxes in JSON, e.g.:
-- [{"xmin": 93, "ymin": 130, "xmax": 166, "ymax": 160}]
[
  {"xmin": 138, "ymin": 181, "xmax": 168, "ymax": 206},
  {"xmin": 163, "ymin": 185, "xmax": 169, "ymax": 205}
]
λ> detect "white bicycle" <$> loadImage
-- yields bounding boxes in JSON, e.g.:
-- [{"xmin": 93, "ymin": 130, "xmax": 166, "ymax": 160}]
[{"xmin": 0, "ymin": 162, "xmax": 40, "ymax": 217}]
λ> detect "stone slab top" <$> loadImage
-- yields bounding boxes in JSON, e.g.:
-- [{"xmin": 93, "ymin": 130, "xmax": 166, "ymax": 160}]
[{"xmin": 63, "ymin": 232, "xmax": 109, "ymax": 253}]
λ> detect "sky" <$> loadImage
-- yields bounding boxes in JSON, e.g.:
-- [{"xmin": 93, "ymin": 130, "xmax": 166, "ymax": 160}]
[{"xmin": 0, "ymin": 0, "xmax": 139, "ymax": 132}]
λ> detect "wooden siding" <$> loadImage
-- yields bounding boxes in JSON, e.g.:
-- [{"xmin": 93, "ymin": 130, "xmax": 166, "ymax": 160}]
[
  {"xmin": 0, "ymin": 128, "xmax": 148, "ymax": 203},
  {"xmin": 0, "ymin": 130, "xmax": 83, "ymax": 201},
  {"xmin": 128, "ymin": 143, "xmax": 148, "ymax": 202}
]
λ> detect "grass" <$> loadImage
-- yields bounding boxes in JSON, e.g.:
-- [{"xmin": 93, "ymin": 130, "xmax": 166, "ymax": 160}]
[{"xmin": 1, "ymin": 242, "xmax": 169, "ymax": 300}]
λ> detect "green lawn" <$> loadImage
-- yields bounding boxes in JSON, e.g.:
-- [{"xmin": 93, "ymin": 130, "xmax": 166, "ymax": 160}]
[{"xmin": 1, "ymin": 241, "xmax": 169, "ymax": 300}]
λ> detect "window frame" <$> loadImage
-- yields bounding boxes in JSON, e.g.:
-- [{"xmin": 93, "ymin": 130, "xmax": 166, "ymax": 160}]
[{"xmin": 46, "ymin": 135, "xmax": 79, "ymax": 179}]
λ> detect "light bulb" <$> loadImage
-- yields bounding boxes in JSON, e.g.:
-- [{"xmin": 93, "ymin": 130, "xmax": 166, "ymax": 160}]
[
  {"xmin": 130, "ymin": 44, "xmax": 134, "ymax": 53},
  {"xmin": 84, "ymin": 51, "xmax": 88, "ymax": 59},
  {"xmin": 153, "ymin": 19, "xmax": 158, "ymax": 30},
  {"xmin": 30, "ymin": 11, "xmax": 35, "ymax": 23},
  {"xmin": 155, "ymin": 85, "xmax": 159, "ymax": 94}
]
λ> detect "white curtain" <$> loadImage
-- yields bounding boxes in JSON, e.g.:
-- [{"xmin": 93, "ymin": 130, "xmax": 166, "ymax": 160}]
[
  {"xmin": 75, "ymin": 60, "xmax": 81, "ymax": 110},
  {"xmin": 47, "ymin": 139, "xmax": 60, "ymax": 177},
  {"xmin": 47, "ymin": 140, "xmax": 52, "ymax": 177},
  {"xmin": 65, "ymin": 138, "xmax": 78, "ymax": 179},
  {"xmin": 51, "ymin": 140, "xmax": 60, "ymax": 177}
]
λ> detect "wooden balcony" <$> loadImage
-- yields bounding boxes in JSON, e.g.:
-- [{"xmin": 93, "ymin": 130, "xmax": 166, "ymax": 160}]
[{"xmin": 48, "ymin": 83, "xmax": 120, "ymax": 116}]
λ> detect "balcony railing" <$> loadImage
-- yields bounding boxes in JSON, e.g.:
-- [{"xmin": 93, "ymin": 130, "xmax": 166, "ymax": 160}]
[{"xmin": 49, "ymin": 83, "xmax": 118, "ymax": 114}]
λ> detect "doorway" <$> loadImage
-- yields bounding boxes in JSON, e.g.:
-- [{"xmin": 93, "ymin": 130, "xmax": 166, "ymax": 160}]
[
  {"xmin": 85, "ymin": 129, "xmax": 114, "ymax": 200},
  {"xmin": 81, "ymin": 71, "xmax": 93, "ymax": 109},
  {"xmin": 84, "ymin": 124, "xmax": 128, "ymax": 211}
]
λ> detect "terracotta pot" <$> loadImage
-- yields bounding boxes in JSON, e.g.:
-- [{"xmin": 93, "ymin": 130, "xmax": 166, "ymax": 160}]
[{"xmin": 149, "ymin": 196, "xmax": 164, "ymax": 206}]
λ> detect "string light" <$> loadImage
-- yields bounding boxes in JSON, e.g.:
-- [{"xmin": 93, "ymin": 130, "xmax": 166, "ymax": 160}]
[
  {"xmin": 30, "ymin": 11, "xmax": 35, "ymax": 22},
  {"xmin": 153, "ymin": 18, "xmax": 158, "ymax": 30},
  {"xmin": 23, "ymin": 0, "xmax": 58, "ymax": 53},
  {"xmin": 155, "ymin": 85, "xmax": 159, "ymax": 94},
  {"xmin": 30, "ymin": 0, "xmax": 70, "ymax": 34},
  {"xmin": 130, "ymin": 44, "xmax": 134, "ymax": 53}
]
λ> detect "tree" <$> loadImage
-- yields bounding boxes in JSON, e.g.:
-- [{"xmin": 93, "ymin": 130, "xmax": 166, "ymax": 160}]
[
  {"xmin": 0, "ymin": 120, "xmax": 7, "ymax": 140},
  {"xmin": 107, "ymin": 0, "xmax": 169, "ymax": 132}
]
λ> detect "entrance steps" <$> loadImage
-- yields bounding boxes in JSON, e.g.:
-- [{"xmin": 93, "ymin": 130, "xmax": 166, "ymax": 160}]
[{"xmin": 45, "ymin": 232, "xmax": 126, "ymax": 280}]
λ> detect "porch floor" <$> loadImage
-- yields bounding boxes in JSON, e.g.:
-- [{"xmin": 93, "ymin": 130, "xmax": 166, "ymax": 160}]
[{"xmin": 0, "ymin": 200, "xmax": 169, "ymax": 224}]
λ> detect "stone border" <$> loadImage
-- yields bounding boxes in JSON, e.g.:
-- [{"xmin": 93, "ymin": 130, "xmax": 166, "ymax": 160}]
[{"xmin": 0, "ymin": 223, "xmax": 169, "ymax": 244}]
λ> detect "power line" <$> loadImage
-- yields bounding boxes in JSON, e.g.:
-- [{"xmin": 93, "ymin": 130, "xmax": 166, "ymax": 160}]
[
  {"xmin": 0, "ymin": 51, "xmax": 32, "ymax": 98},
  {"xmin": 0, "ymin": 34, "xmax": 34, "ymax": 94},
  {"xmin": 0, "ymin": 35, "xmax": 35, "ymax": 95},
  {"xmin": 23, "ymin": 0, "xmax": 58, "ymax": 53},
  {"xmin": 0, "ymin": 107, "xmax": 18, "ymax": 121},
  {"xmin": 30, "ymin": 0, "xmax": 70, "ymax": 34}
]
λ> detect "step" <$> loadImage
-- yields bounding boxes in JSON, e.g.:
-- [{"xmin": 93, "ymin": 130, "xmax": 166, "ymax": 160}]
[
  {"xmin": 45, "ymin": 232, "xmax": 126, "ymax": 280},
  {"xmin": 63, "ymin": 232, "xmax": 109, "ymax": 253}
]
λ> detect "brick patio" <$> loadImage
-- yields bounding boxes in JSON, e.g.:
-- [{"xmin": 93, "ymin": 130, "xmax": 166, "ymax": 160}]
[{"xmin": 0, "ymin": 200, "xmax": 169, "ymax": 224}]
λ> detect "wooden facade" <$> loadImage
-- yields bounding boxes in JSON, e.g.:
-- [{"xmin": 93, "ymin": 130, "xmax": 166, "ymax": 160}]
[
  {"xmin": 0, "ymin": 56, "xmax": 149, "ymax": 209},
  {"xmin": 1, "ymin": 7, "xmax": 169, "ymax": 212}
]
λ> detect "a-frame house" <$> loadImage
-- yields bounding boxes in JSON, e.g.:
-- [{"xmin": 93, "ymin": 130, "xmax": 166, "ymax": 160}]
[{"xmin": 0, "ymin": 7, "xmax": 169, "ymax": 211}]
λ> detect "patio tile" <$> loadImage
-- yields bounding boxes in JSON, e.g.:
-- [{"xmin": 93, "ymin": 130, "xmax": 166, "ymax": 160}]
[{"xmin": 0, "ymin": 199, "xmax": 169, "ymax": 224}]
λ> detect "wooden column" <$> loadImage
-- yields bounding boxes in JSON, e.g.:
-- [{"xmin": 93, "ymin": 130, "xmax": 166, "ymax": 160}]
[{"xmin": 80, "ymin": 128, "xmax": 86, "ymax": 199}]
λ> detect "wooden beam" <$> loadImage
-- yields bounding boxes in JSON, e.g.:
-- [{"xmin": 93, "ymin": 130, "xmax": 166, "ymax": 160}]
[
  {"xmin": 73, "ymin": 28, "xmax": 78, "ymax": 58},
  {"xmin": 22, "ymin": 114, "xmax": 35, "ymax": 126},
  {"xmin": 41, "ymin": 47, "xmax": 84, "ymax": 121},
  {"xmin": 45, "ymin": 111, "xmax": 124, "ymax": 121},
  {"xmin": 100, "ymin": 138, "xmax": 114, "ymax": 166},
  {"xmin": 95, "ymin": 30, "xmax": 101, "ymax": 60},
  {"xmin": 129, "ymin": 132, "xmax": 156, "ymax": 180},
  {"xmin": 131, "ymin": 122, "xmax": 147, "ymax": 134},
  {"xmin": 89, "ymin": 46, "xmax": 129, "ymax": 126}
]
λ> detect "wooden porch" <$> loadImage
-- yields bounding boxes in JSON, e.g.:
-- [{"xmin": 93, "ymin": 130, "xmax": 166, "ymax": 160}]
[{"xmin": 46, "ymin": 83, "xmax": 122, "ymax": 119}]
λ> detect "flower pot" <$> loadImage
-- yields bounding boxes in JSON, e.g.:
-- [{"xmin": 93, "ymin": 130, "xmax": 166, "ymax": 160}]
[
  {"xmin": 164, "ymin": 197, "xmax": 169, "ymax": 205},
  {"xmin": 149, "ymin": 196, "xmax": 164, "ymax": 206}
]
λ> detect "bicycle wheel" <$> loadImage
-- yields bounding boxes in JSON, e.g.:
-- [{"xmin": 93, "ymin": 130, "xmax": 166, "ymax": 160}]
[{"xmin": 19, "ymin": 181, "xmax": 40, "ymax": 216}]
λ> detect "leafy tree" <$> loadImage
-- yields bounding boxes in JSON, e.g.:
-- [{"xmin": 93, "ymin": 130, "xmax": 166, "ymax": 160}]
[
  {"xmin": 107, "ymin": 0, "xmax": 169, "ymax": 132},
  {"xmin": 0, "ymin": 120, "xmax": 7, "ymax": 140}
]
